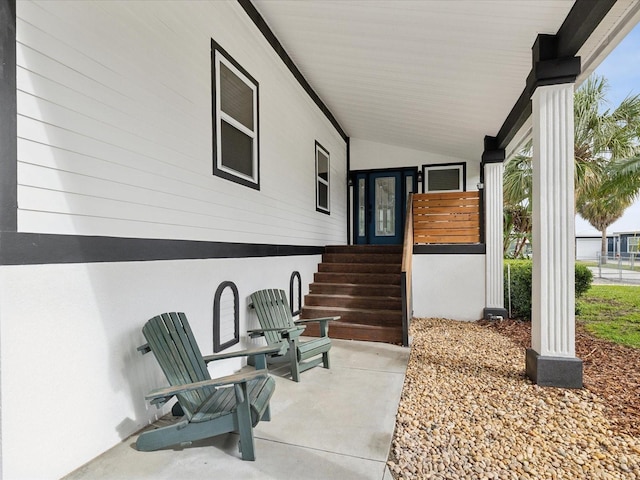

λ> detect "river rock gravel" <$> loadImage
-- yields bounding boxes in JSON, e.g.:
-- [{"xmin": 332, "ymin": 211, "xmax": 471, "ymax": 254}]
[{"xmin": 388, "ymin": 318, "xmax": 640, "ymax": 479}]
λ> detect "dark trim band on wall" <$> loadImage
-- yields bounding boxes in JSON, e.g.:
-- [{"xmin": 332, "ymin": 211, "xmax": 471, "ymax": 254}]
[
  {"xmin": 237, "ymin": 0, "xmax": 347, "ymax": 142},
  {"xmin": 0, "ymin": 0, "xmax": 17, "ymax": 232},
  {"xmin": 413, "ymin": 244, "xmax": 486, "ymax": 255},
  {"xmin": 0, "ymin": 232, "xmax": 325, "ymax": 265}
]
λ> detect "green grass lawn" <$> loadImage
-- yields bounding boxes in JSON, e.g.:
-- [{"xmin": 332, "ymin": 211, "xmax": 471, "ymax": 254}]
[{"xmin": 577, "ymin": 285, "xmax": 640, "ymax": 348}]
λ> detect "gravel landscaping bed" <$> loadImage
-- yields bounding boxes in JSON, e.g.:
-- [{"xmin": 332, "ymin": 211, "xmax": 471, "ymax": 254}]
[{"xmin": 388, "ymin": 318, "xmax": 640, "ymax": 479}]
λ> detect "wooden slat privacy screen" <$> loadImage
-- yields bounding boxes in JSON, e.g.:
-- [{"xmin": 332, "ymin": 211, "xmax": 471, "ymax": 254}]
[{"xmin": 413, "ymin": 192, "xmax": 480, "ymax": 244}]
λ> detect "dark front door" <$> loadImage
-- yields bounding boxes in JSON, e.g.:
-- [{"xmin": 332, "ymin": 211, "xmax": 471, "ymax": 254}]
[{"xmin": 353, "ymin": 169, "xmax": 416, "ymax": 245}]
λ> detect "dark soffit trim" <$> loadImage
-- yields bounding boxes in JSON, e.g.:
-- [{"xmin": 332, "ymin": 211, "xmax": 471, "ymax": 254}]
[
  {"xmin": 496, "ymin": 0, "xmax": 617, "ymax": 150},
  {"xmin": 0, "ymin": 232, "xmax": 325, "ymax": 265},
  {"xmin": 237, "ymin": 0, "xmax": 348, "ymax": 142},
  {"xmin": 0, "ymin": 0, "xmax": 17, "ymax": 232}
]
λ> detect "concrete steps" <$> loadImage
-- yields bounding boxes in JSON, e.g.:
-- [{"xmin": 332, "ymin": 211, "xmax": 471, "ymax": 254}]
[{"xmin": 301, "ymin": 245, "xmax": 404, "ymax": 344}]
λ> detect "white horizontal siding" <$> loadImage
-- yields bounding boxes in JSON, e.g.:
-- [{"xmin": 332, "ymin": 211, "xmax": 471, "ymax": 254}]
[
  {"xmin": 350, "ymin": 138, "xmax": 480, "ymax": 188},
  {"xmin": 16, "ymin": 0, "xmax": 347, "ymax": 245}
]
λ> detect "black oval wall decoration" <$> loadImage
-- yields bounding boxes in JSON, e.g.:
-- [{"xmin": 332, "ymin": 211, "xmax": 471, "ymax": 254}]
[
  {"xmin": 289, "ymin": 271, "xmax": 302, "ymax": 316},
  {"xmin": 213, "ymin": 281, "xmax": 240, "ymax": 352}
]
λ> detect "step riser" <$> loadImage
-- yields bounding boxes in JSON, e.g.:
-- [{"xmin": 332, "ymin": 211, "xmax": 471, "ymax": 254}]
[
  {"xmin": 301, "ymin": 308, "xmax": 402, "ymax": 327},
  {"xmin": 325, "ymin": 245, "xmax": 403, "ymax": 254},
  {"xmin": 314, "ymin": 273, "xmax": 401, "ymax": 285},
  {"xmin": 304, "ymin": 322, "xmax": 403, "ymax": 344},
  {"xmin": 309, "ymin": 283, "xmax": 401, "ymax": 297},
  {"xmin": 323, "ymin": 253, "xmax": 403, "ymax": 264},
  {"xmin": 318, "ymin": 263, "xmax": 401, "ymax": 274},
  {"xmin": 304, "ymin": 295, "xmax": 402, "ymax": 310}
]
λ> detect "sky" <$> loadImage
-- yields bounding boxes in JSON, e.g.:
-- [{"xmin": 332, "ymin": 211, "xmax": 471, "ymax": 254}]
[{"xmin": 575, "ymin": 22, "xmax": 640, "ymax": 236}]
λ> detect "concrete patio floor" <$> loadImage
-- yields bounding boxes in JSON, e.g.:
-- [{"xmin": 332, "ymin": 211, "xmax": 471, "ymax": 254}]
[{"xmin": 63, "ymin": 338, "xmax": 410, "ymax": 480}]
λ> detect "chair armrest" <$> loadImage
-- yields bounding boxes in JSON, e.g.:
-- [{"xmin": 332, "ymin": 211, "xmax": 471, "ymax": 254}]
[
  {"xmin": 202, "ymin": 343, "xmax": 286, "ymax": 363},
  {"xmin": 248, "ymin": 326, "xmax": 304, "ymax": 340},
  {"xmin": 145, "ymin": 369, "xmax": 269, "ymax": 404},
  {"xmin": 294, "ymin": 316, "xmax": 340, "ymax": 325}
]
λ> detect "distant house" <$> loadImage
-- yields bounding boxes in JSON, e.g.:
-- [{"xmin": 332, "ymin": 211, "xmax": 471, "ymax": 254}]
[
  {"xmin": 575, "ymin": 233, "xmax": 614, "ymax": 261},
  {"xmin": 613, "ymin": 231, "xmax": 640, "ymax": 259}
]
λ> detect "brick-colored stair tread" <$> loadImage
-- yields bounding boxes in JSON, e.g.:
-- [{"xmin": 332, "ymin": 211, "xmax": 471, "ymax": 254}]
[
  {"xmin": 304, "ymin": 294, "xmax": 402, "ymax": 309},
  {"xmin": 318, "ymin": 263, "xmax": 402, "ymax": 273},
  {"xmin": 325, "ymin": 245, "xmax": 403, "ymax": 254},
  {"xmin": 303, "ymin": 321, "xmax": 403, "ymax": 344},
  {"xmin": 314, "ymin": 272, "xmax": 401, "ymax": 285},
  {"xmin": 308, "ymin": 283, "xmax": 401, "ymax": 296},
  {"xmin": 301, "ymin": 306, "xmax": 402, "ymax": 327}
]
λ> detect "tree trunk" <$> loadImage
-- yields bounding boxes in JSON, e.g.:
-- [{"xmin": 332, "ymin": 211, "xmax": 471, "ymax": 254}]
[{"xmin": 600, "ymin": 229, "xmax": 608, "ymax": 265}]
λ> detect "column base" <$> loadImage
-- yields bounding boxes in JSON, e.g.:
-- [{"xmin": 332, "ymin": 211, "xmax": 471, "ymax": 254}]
[
  {"xmin": 525, "ymin": 349, "xmax": 583, "ymax": 389},
  {"xmin": 483, "ymin": 307, "xmax": 508, "ymax": 320}
]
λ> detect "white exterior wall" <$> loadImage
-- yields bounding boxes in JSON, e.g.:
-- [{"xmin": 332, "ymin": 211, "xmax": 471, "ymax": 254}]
[
  {"xmin": 350, "ymin": 138, "xmax": 480, "ymax": 187},
  {"xmin": 412, "ymin": 255, "xmax": 485, "ymax": 321},
  {"xmin": 1, "ymin": 257, "xmax": 320, "ymax": 480},
  {"xmin": 16, "ymin": 0, "xmax": 346, "ymax": 244},
  {"xmin": 2, "ymin": 1, "xmax": 348, "ymax": 479}
]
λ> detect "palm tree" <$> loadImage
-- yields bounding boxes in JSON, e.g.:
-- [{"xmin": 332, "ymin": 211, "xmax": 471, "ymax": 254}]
[
  {"xmin": 503, "ymin": 75, "xmax": 640, "ymax": 261},
  {"xmin": 605, "ymin": 154, "xmax": 640, "ymax": 204},
  {"xmin": 576, "ymin": 172, "xmax": 634, "ymax": 263}
]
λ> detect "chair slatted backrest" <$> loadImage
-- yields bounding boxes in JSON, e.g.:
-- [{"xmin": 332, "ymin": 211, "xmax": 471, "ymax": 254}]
[
  {"xmin": 143, "ymin": 312, "xmax": 215, "ymax": 420},
  {"xmin": 250, "ymin": 289, "xmax": 296, "ymax": 345}
]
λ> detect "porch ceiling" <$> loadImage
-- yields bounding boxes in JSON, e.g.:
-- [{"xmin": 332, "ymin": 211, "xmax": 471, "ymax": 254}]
[{"xmin": 251, "ymin": 0, "xmax": 640, "ymax": 161}]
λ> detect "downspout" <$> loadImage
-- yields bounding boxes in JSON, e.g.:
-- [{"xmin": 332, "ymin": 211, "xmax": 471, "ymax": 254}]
[{"xmin": 346, "ymin": 137, "xmax": 351, "ymax": 245}]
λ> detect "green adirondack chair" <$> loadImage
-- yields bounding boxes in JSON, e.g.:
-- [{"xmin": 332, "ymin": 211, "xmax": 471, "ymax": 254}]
[
  {"xmin": 248, "ymin": 289, "xmax": 339, "ymax": 382},
  {"xmin": 136, "ymin": 312, "xmax": 284, "ymax": 461}
]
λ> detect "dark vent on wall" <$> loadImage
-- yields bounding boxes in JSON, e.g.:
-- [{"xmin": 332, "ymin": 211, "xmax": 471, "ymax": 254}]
[
  {"xmin": 289, "ymin": 271, "xmax": 302, "ymax": 316},
  {"xmin": 213, "ymin": 281, "xmax": 240, "ymax": 352}
]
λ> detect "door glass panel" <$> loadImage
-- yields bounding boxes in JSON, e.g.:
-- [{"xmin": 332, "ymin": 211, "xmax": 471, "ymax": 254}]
[
  {"xmin": 375, "ymin": 177, "xmax": 395, "ymax": 236},
  {"xmin": 405, "ymin": 175, "xmax": 413, "ymax": 205},
  {"xmin": 358, "ymin": 178, "xmax": 366, "ymax": 237}
]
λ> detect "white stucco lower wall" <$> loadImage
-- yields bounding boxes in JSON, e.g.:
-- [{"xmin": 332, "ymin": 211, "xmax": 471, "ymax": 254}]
[
  {"xmin": 0, "ymin": 255, "xmax": 319, "ymax": 480},
  {"xmin": 412, "ymin": 254, "xmax": 485, "ymax": 321}
]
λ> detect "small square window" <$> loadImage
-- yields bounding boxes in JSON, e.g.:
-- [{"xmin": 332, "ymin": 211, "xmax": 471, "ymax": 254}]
[
  {"xmin": 316, "ymin": 142, "xmax": 330, "ymax": 214},
  {"xmin": 212, "ymin": 40, "xmax": 259, "ymax": 189},
  {"xmin": 423, "ymin": 163, "xmax": 465, "ymax": 192}
]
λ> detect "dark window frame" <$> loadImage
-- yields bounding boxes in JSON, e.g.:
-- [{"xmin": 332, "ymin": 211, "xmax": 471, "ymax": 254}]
[
  {"xmin": 211, "ymin": 39, "xmax": 260, "ymax": 190},
  {"xmin": 315, "ymin": 141, "xmax": 330, "ymax": 214},
  {"xmin": 422, "ymin": 162, "xmax": 466, "ymax": 193}
]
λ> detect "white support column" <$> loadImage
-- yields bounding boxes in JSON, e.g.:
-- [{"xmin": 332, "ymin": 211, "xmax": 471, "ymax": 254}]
[
  {"xmin": 526, "ymin": 82, "xmax": 582, "ymax": 388},
  {"xmin": 483, "ymin": 161, "xmax": 506, "ymax": 318}
]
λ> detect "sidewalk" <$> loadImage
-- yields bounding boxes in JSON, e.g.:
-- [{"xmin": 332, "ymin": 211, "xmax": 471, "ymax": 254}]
[
  {"xmin": 588, "ymin": 266, "xmax": 640, "ymax": 285},
  {"xmin": 63, "ymin": 338, "xmax": 410, "ymax": 480}
]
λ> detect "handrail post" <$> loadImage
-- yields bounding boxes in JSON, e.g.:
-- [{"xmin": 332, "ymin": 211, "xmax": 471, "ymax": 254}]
[{"xmin": 401, "ymin": 193, "xmax": 414, "ymax": 347}]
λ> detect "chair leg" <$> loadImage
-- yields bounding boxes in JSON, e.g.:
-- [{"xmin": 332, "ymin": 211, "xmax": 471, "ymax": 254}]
[
  {"xmin": 234, "ymin": 383, "xmax": 256, "ymax": 461},
  {"xmin": 262, "ymin": 403, "xmax": 271, "ymax": 422},
  {"xmin": 322, "ymin": 351, "xmax": 330, "ymax": 369},
  {"xmin": 288, "ymin": 338, "xmax": 300, "ymax": 382}
]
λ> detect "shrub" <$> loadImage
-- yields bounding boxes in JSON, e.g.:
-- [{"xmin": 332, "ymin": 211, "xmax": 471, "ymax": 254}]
[
  {"xmin": 575, "ymin": 263, "xmax": 593, "ymax": 297},
  {"xmin": 504, "ymin": 260, "xmax": 593, "ymax": 320}
]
